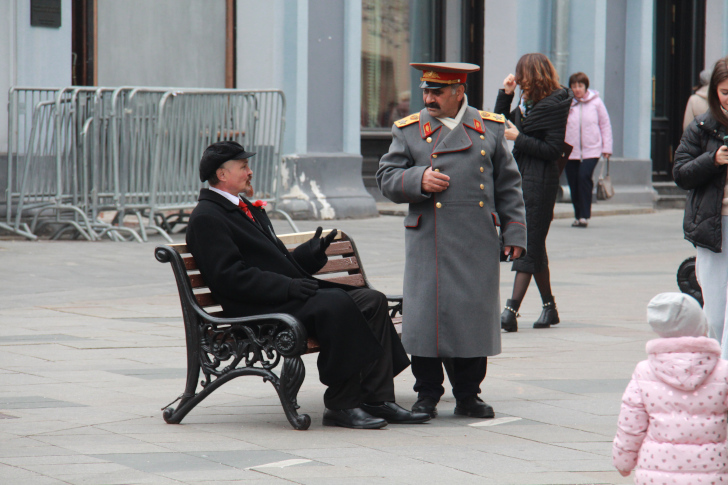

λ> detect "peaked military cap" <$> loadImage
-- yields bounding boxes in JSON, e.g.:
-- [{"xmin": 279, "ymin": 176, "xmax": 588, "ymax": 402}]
[{"xmin": 410, "ymin": 62, "xmax": 480, "ymax": 88}]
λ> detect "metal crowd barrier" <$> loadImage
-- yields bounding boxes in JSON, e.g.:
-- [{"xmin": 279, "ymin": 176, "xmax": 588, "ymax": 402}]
[
  {"xmin": 4, "ymin": 86, "xmax": 295, "ymax": 242},
  {"xmin": 3, "ymin": 87, "xmax": 60, "ymax": 239}
]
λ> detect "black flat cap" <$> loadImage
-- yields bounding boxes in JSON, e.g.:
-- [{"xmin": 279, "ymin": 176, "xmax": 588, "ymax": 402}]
[{"xmin": 199, "ymin": 141, "xmax": 256, "ymax": 182}]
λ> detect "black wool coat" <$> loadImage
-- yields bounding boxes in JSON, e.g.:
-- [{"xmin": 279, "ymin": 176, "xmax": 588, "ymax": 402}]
[
  {"xmin": 495, "ymin": 87, "xmax": 573, "ymax": 273},
  {"xmin": 185, "ymin": 189, "xmax": 409, "ymax": 386},
  {"xmin": 674, "ymin": 112, "xmax": 728, "ymax": 253}
]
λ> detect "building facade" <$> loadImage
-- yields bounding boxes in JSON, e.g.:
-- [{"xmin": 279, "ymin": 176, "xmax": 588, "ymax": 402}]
[{"xmin": 2, "ymin": 0, "xmax": 727, "ymax": 218}]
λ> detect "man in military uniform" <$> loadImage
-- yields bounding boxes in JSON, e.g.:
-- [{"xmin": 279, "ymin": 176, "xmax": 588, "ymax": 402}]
[{"xmin": 377, "ymin": 63, "xmax": 526, "ymax": 418}]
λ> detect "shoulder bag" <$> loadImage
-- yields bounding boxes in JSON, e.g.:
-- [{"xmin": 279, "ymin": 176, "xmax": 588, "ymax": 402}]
[{"xmin": 596, "ymin": 157, "xmax": 615, "ymax": 200}]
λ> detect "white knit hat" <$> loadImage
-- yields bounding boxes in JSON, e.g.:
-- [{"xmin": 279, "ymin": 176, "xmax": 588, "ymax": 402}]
[{"xmin": 647, "ymin": 292, "xmax": 707, "ymax": 338}]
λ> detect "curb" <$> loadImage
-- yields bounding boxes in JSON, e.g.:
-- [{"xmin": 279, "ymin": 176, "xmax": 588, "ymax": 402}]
[{"xmin": 378, "ymin": 205, "xmax": 656, "ymax": 218}]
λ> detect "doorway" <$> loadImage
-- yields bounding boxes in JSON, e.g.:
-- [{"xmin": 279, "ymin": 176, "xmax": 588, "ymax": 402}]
[
  {"xmin": 72, "ymin": 0, "xmax": 95, "ymax": 86},
  {"xmin": 651, "ymin": 0, "xmax": 705, "ymax": 180}
]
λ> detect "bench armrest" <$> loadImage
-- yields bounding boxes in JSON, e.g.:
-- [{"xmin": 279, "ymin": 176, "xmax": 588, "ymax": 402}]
[
  {"xmin": 155, "ymin": 245, "xmax": 308, "ymax": 357},
  {"xmin": 191, "ymin": 310, "xmax": 308, "ymax": 357},
  {"xmin": 386, "ymin": 294, "xmax": 403, "ymax": 319}
]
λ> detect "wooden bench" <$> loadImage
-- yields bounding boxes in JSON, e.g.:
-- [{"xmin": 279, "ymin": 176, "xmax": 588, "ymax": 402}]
[{"xmin": 155, "ymin": 230, "xmax": 403, "ymax": 430}]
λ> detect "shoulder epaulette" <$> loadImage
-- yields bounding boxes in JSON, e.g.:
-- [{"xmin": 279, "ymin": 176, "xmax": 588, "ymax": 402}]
[
  {"xmin": 479, "ymin": 111, "xmax": 505, "ymax": 123},
  {"xmin": 394, "ymin": 113, "xmax": 420, "ymax": 128}
]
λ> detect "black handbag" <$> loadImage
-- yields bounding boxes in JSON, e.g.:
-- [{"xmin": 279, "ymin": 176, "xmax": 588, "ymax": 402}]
[{"xmin": 557, "ymin": 142, "xmax": 573, "ymax": 176}]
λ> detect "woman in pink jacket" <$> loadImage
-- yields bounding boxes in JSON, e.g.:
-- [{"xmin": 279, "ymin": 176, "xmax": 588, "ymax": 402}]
[
  {"xmin": 564, "ymin": 72, "xmax": 613, "ymax": 228},
  {"xmin": 613, "ymin": 292, "xmax": 728, "ymax": 483}
]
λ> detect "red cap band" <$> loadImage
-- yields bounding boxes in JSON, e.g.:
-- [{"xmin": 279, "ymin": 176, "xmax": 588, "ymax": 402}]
[{"xmin": 419, "ymin": 70, "xmax": 467, "ymax": 85}]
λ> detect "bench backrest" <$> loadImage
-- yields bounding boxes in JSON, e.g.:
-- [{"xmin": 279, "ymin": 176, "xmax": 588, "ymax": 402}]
[{"xmin": 167, "ymin": 230, "xmax": 370, "ymax": 315}]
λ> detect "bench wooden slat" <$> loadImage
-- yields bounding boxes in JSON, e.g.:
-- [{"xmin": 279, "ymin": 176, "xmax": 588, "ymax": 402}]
[
  {"xmin": 319, "ymin": 274, "xmax": 366, "ymax": 287},
  {"xmin": 325, "ymin": 241, "xmax": 354, "ymax": 256},
  {"xmin": 170, "ymin": 243, "xmax": 188, "ymax": 254},
  {"xmin": 278, "ymin": 230, "xmax": 340, "ymax": 246},
  {"xmin": 317, "ymin": 257, "xmax": 359, "ymax": 275},
  {"xmin": 189, "ymin": 273, "xmax": 206, "ymax": 289},
  {"xmin": 195, "ymin": 292, "xmax": 218, "ymax": 307},
  {"xmin": 183, "ymin": 256, "xmax": 197, "ymax": 270}
]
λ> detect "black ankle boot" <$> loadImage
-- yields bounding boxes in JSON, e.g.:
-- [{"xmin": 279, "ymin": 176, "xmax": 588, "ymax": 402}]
[
  {"xmin": 501, "ymin": 299, "xmax": 520, "ymax": 332},
  {"xmin": 533, "ymin": 298, "xmax": 559, "ymax": 328}
]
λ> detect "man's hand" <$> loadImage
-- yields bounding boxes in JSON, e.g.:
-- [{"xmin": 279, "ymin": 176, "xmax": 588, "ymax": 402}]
[
  {"xmin": 504, "ymin": 120, "xmax": 519, "ymax": 141},
  {"xmin": 716, "ymin": 146, "xmax": 728, "ymax": 166},
  {"xmin": 421, "ymin": 167, "xmax": 450, "ymax": 193},
  {"xmin": 503, "ymin": 74, "xmax": 517, "ymax": 95},
  {"xmin": 288, "ymin": 278, "xmax": 319, "ymax": 301},
  {"xmin": 310, "ymin": 226, "xmax": 338, "ymax": 258},
  {"xmin": 602, "ymin": 152, "xmax": 611, "ymax": 161},
  {"xmin": 503, "ymin": 246, "xmax": 524, "ymax": 260}
]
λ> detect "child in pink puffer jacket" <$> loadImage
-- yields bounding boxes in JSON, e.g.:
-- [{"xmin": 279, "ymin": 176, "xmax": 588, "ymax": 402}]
[{"xmin": 613, "ymin": 293, "xmax": 728, "ymax": 483}]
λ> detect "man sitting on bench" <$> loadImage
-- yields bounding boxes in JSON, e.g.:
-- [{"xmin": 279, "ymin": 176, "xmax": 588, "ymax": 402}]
[{"xmin": 185, "ymin": 141, "xmax": 430, "ymax": 429}]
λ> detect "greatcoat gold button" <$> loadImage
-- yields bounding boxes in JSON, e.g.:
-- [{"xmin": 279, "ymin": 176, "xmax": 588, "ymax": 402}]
[
  {"xmin": 432, "ymin": 154, "xmax": 438, "ymax": 158},
  {"xmin": 480, "ymin": 135, "xmax": 485, "ymax": 140},
  {"xmin": 480, "ymin": 184, "xmax": 484, "ymax": 190},
  {"xmin": 426, "ymin": 137, "xmax": 432, "ymax": 143},
  {"xmin": 436, "ymin": 202, "xmax": 442, "ymax": 209},
  {"xmin": 481, "ymin": 150, "xmax": 486, "ymax": 156},
  {"xmin": 479, "ymin": 201, "xmax": 484, "ymax": 207},
  {"xmin": 480, "ymin": 167, "xmax": 484, "ymax": 172}
]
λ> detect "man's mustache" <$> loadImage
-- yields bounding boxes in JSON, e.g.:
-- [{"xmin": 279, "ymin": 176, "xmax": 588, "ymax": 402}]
[{"xmin": 425, "ymin": 102, "xmax": 440, "ymax": 109}]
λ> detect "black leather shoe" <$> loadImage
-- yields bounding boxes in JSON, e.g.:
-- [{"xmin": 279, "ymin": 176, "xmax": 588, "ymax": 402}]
[
  {"xmin": 322, "ymin": 407, "xmax": 388, "ymax": 429},
  {"xmin": 454, "ymin": 396, "xmax": 495, "ymax": 418},
  {"xmin": 533, "ymin": 300, "xmax": 560, "ymax": 328},
  {"xmin": 360, "ymin": 402, "xmax": 431, "ymax": 424},
  {"xmin": 501, "ymin": 299, "xmax": 520, "ymax": 332},
  {"xmin": 412, "ymin": 396, "xmax": 439, "ymax": 418}
]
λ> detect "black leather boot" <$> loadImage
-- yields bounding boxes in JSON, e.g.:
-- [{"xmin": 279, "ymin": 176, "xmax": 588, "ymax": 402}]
[
  {"xmin": 533, "ymin": 298, "xmax": 559, "ymax": 328},
  {"xmin": 501, "ymin": 299, "xmax": 520, "ymax": 332}
]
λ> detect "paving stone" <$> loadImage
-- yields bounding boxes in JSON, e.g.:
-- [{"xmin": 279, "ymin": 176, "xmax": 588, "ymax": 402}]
[
  {"xmin": 106, "ymin": 367, "xmax": 187, "ymax": 379},
  {"xmin": 0, "ymin": 210, "xmax": 699, "ymax": 483},
  {"xmin": 0, "ymin": 395, "xmax": 86, "ymax": 409}
]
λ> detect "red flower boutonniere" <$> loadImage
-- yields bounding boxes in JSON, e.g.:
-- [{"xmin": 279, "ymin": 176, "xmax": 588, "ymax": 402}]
[{"xmin": 252, "ymin": 200, "xmax": 267, "ymax": 208}]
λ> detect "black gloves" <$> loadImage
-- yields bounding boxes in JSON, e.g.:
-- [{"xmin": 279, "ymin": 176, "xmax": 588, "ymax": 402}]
[
  {"xmin": 310, "ymin": 226, "xmax": 338, "ymax": 259},
  {"xmin": 288, "ymin": 278, "xmax": 319, "ymax": 301}
]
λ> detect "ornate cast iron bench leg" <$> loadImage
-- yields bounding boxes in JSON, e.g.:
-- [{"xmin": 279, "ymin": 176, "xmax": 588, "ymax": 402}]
[{"xmin": 274, "ymin": 356, "xmax": 310, "ymax": 430}]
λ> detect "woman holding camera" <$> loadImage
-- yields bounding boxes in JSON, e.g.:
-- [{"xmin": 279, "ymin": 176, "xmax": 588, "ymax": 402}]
[
  {"xmin": 674, "ymin": 56, "xmax": 728, "ymax": 357},
  {"xmin": 494, "ymin": 53, "xmax": 573, "ymax": 331}
]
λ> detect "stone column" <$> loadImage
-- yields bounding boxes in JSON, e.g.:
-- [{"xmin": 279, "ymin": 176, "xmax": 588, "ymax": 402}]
[{"xmin": 237, "ymin": 0, "xmax": 377, "ymax": 220}]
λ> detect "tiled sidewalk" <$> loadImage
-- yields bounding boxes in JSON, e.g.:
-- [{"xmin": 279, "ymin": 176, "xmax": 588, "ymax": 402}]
[{"xmin": 0, "ymin": 210, "xmax": 693, "ymax": 484}]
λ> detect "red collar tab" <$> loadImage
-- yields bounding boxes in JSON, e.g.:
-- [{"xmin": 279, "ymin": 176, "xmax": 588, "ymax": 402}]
[
  {"xmin": 472, "ymin": 119, "xmax": 484, "ymax": 134},
  {"xmin": 423, "ymin": 122, "xmax": 433, "ymax": 137}
]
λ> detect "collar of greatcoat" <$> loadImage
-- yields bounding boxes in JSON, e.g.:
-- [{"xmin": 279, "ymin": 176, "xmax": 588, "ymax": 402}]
[
  {"xmin": 198, "ymin": 188, "xmax": 275, "ymax": 241},
  {"xmin": 420, "ymin": 104, "xmax": 486, "ymax": 155}
]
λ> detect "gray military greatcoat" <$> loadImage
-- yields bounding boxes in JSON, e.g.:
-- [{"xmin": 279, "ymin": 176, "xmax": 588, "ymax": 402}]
[{"xmin": 377, "ymin": 106, "xmax": 526, "ymax": 358}]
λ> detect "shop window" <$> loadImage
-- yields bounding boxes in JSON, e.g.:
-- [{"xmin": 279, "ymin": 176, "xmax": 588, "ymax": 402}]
[{"xmin": 361, "ymin": 0, "xmax": 411, "ymax": 129}]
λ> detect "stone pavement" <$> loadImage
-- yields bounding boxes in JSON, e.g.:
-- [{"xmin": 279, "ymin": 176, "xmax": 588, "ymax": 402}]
[
  {"xmin": 0, "ymin": 208, "xmax": 695, "ymax": 484},
  {"xmin": 377, "ymin": 200, "xmax": 655, "ymax": 219}
]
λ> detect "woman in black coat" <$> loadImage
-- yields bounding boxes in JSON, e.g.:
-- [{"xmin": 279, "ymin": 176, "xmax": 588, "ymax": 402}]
[
  {"xmin": 494, "ymin": 53, "xmax": 573, "ymax": 332},
  {"xmin": 673, "ymin": 56, "xmax": 728, "ymax": 358}
]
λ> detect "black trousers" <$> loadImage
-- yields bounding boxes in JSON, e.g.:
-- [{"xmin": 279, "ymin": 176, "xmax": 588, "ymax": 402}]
[
  {"xmin": 323, "ymin": 288, "xmax": 396, "ymax": 410},
  {"xmin": 565, "ymin": 157, "xmax": 599, "ymax": 220},
  {"xmin": 411, "ymin": 355, "xmax": 487, "ymax": 401}
]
